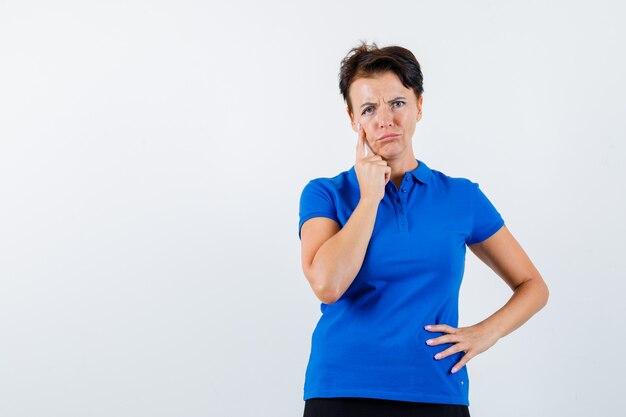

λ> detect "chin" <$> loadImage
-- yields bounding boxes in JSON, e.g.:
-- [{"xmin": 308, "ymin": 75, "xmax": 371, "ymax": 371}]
[{"xmin": 377, "ymin": 143, "xmax": 404, "ymax": 157}]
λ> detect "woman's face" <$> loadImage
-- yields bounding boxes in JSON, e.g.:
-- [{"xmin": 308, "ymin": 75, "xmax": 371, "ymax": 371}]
[{"xmin": 348, "ymin": 71, "xmax": 423, "ymax": 160}]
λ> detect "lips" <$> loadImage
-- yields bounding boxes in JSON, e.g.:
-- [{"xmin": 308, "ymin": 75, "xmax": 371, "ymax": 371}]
[{"xmin": 378, "ymin": 133, "xmax": 401, "ymax": 142}]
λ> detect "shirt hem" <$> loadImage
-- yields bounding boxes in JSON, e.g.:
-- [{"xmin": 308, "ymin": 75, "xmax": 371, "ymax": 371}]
[{"xmin": 303, "ymin": 388, "xmax": 469, "ymax": 407}]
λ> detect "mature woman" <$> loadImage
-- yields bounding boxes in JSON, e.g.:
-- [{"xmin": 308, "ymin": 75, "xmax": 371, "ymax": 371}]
[{"xmin": 298, "ymin": 42, "xmax": 549, "ymax": 417}]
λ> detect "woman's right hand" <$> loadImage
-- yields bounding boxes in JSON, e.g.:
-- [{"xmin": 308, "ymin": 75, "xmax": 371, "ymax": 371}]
[{"xmin": 355, "ymin": 123, "xmax": 391, "ymax": 203}]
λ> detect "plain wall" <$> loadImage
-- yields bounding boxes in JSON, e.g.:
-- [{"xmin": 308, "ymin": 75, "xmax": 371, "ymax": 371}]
[{"xmin": 1, "ymin": 1, "xmax": 624, "ymax": 416}]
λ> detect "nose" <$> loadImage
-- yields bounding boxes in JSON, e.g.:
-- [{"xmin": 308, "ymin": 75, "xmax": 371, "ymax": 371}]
[{"xmin": 377, "ymin": 106, "xmax": 393, "ymax": 128}]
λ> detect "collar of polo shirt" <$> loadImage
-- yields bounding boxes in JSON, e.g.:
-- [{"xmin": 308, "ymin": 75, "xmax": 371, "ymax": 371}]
[{"xmin": 349, "ymin": 158, "xmax": 432, "ymax": 185}]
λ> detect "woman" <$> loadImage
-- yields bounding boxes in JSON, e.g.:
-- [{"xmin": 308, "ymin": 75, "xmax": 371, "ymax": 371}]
[{"xmin": 298, "ymin": 42, "xmax": 549, "ymax": 417}]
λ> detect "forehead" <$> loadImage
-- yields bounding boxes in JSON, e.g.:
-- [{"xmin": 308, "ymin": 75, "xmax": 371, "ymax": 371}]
[{"xmin": 349, "ymin": 71, "xmax": 412, "ymax": 102}]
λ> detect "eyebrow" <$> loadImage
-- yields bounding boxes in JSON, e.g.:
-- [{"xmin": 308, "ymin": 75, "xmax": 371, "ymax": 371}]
[{"xmin": 360, "ymin": 96, "xmax": 407, "ymax": 109}]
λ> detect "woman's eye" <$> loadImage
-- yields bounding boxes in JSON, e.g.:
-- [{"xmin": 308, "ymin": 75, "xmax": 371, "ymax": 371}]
[
  {"xmin": 393, "ymin": 101, "xmax": 406, "ymax": 108},
  {"xmin": 361, "ymin": 107, "xmax": 374, "ymax": 116}
]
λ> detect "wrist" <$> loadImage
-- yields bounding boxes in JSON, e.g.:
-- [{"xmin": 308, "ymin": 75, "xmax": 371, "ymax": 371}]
[
  {"xmin": 478, "ymin": 320, "xmax": 504, "ymax": 341},
  {"xmin": 358, "ymin": 197, "xmax": 380, "ymax": 208}
]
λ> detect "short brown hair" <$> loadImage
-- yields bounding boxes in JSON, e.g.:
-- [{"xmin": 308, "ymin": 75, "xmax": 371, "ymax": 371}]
[{"xmin": 339, "ymin": 41, "xmax": 424, "ymax": 114}]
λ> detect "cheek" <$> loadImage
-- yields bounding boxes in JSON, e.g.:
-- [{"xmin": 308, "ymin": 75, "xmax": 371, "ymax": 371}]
[
  {"xmin": 405, "ymin": 123, "xmax": 416, "ymax": 136},
  {"xmin": 400, "ymin": 112, "xmax": 418, "ymax": 129},
  {"xmin": 401, "ymin": 119, "xmax": 417, "ymax": 137}
]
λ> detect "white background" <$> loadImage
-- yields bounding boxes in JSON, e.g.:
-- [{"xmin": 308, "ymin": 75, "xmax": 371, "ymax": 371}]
[{"xmin": 1, "ymin": 1, "xmax": 624, "ymax": 416}]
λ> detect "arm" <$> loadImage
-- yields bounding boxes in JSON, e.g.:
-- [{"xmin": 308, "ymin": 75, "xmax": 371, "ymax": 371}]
[
  {"xmin": 468, "ymin": 224, "xmax": 549, "ymax": 339},
  {"xmin": 300, "ymin": 123, "xmax": 389, "ymax": 304},
  {"xmin": 301, "ymin": 197, "xmax": 379, "ymax": 304},
  {"xmin": 424, "ymin": 224, "xmax": 549, "ymax": 373}
]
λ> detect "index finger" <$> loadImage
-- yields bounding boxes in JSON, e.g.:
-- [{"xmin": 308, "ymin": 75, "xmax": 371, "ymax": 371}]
[{"xmin": 355, "ymin": 122, "xmax": 365, "ymax": 159}]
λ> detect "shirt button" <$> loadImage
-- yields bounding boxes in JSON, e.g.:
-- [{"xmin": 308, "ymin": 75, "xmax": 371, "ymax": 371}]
[
  {"xmin": 401, "ymin": 188, "xmax": 406, "ymax": 192},
  {"xmin": 405, "ymin": 177, "xmax": 410, "ymax": 181}
]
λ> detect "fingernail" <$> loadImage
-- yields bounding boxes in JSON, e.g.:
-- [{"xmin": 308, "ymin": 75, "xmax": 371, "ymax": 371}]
[
  {"xmin": 424, "ymin": 325, "xmax": 432, "ymax": 330},
  {"xmin": 451, "ymin": 367, "xmax": 458, "ymax": 373},
  {"xmin": 434, "ymin": 353, "xmax": 442, "ymax": 359},
  {"xmin": 426, "ymin": 339, "xmax": 433, "ymax": 345}
]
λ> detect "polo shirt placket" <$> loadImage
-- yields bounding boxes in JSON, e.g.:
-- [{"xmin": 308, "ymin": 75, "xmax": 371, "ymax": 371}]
[{"xmin": 387, "ymin": 173, "xmax": 414, "ymax": 233}]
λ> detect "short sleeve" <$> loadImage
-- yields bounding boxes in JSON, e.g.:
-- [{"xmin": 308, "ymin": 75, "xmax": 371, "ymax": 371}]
[
  {"xmin": 298, "ymin": 179, "xmax": 340, "ymax": 240},
  {"xmin": 466, "ymin": 182, "xmax": 505, "ymax": 245}
]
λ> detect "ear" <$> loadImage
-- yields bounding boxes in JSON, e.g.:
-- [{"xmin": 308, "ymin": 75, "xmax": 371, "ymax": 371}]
[
  {"xmin": 347, "ymin": 106, "xmax": 357, "ymax": 132},
  {"xmin": 416, "ymin": 95, "xmax": 424, "ymax": 122}
]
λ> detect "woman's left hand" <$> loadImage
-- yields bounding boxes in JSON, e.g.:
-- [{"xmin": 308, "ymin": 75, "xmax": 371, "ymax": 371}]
[{"xmin": 424, "ymin": 323, "xmax": 501, "ymax": 373}]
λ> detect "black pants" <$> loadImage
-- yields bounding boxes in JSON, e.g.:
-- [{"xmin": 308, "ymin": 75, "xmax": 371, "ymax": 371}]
[{"xmin": 303, "ymin": 397, "xmax": 471, "ymax": 417}]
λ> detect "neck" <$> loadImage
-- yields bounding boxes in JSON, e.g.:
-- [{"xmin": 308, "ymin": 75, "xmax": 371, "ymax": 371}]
[{"xmin": 385, "ymin": 154, "xmax": 418, "ymax": 184}]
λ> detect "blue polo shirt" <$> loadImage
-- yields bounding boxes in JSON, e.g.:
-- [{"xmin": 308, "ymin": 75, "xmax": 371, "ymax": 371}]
[{"xmin": 298, "ymin": 159, "xmax": 505, "ymax": 406}]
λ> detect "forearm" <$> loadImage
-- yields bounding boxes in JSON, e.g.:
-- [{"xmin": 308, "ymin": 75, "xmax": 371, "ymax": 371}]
[
  {"xmin": 311, "ymin": 198, "xmax": 379, "ymax": 303},
  {"xmin": 478, "ymin": 279, "xmax": 549, "ymax": 340}
]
